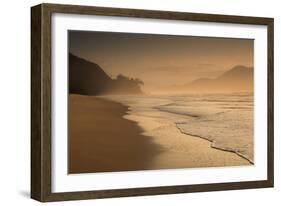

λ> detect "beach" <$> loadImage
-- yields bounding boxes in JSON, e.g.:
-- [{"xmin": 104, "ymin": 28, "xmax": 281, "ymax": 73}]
[
  {"xmin": 68, "ymin": 94, "xmax": 161, "ymax": 173},
  {"xmin": 69, "ymin": 94, "xmax": 251, "ymax": 174}
]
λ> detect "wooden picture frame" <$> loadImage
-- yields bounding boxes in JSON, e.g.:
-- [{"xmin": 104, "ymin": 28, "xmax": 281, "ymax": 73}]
[{"xmin": 31, "ymin": 3, "xmax": 274, "ymax": 202}]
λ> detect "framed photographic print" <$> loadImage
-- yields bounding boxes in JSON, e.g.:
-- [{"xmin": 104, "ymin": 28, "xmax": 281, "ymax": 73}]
[{"xmin": 31, "ymin": 3, "xmax": 274, "ymax": 202}]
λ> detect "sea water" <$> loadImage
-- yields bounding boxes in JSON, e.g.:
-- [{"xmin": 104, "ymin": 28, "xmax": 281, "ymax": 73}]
[{"xmin": 101, "ymin": 93, "xmax": 253, "ymax": 164}]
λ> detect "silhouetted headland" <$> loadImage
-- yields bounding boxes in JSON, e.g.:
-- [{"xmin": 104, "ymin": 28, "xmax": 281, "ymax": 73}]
[{"xmin": 69, "ymin": 53, "xmax": 144, "ymax": 95}]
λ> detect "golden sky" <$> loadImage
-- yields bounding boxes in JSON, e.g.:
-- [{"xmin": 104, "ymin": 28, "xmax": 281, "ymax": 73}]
[{"xmin": 69, "ymin": 30, "xmax": 253, "ymax": 92}]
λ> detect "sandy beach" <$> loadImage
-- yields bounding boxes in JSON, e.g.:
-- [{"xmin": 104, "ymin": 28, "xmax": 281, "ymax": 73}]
[
  {"xmin": 68, "ymin": 94, "xmax": 161, "ymax": 173},
  {"xmin": 69, "ymin": 94, "xmax": 250, "ymax": 174}
]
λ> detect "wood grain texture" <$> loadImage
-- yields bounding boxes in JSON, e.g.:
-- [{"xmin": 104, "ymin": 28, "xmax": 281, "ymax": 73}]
[
  {"xmin": 31, "ymin": 3, "xmax": 274, "ymax": 202},
  {"xmin": 267, "ymin": 20, "xmax": 274, "ymax": 186},
  {"xmin": 31, "ymin": 4, "xmax": 42, "ymax": 201},
  {"xmin": 42, "ymin": 3, "xmax": 272, "ymax": 25}
]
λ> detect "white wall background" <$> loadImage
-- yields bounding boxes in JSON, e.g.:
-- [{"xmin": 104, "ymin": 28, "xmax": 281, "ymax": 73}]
[{"xmin": 0, "ymin": 0, "xmax": 279, "ymax": 205}]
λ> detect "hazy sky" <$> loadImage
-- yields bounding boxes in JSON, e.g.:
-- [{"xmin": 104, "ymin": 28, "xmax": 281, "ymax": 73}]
[{"xmin": 69, "ymin": 30, "xmax": 253, "ymax": 92}]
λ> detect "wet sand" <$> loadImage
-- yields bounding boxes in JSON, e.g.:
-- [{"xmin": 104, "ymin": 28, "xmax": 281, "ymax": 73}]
[{"xmin": 68, "ymin": 94, "xmax": 161, "ymax": 173}]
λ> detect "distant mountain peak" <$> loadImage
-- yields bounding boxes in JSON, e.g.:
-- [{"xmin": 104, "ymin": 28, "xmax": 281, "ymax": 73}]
[
  {"xmin": 223, "ymin": 65, "xmax": 253, "ymax": 74},
  {"xmin": 217, "ymin": 65, "xmax": 253, "ymax": 81}
]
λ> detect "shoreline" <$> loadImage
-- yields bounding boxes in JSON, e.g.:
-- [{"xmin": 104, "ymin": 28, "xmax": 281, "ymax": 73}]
[
  {"xmin": 124, "ymin": 111, "xmax": 250, "ymax": 169},
  {"xmin": 103, "ymin": 95, "xmax": 251, "ymax": 169},
  {"xmin": 69, "ymin": 94, "xmax": 251, "ymax": 174},
  {"xmin": 175, "ymin": 124, "xmax": 254, "ymax": 164}
]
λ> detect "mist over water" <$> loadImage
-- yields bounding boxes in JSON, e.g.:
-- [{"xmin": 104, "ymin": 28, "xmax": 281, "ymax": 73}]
[{"xmin": 102, "ymin": 93, "xmax": 253, "ymax": 164}]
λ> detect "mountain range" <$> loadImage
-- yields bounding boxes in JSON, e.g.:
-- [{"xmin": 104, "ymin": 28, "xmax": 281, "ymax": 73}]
[{"xmin": 167, "ymin": 65, "xmax": 253, "ymax": 93}]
